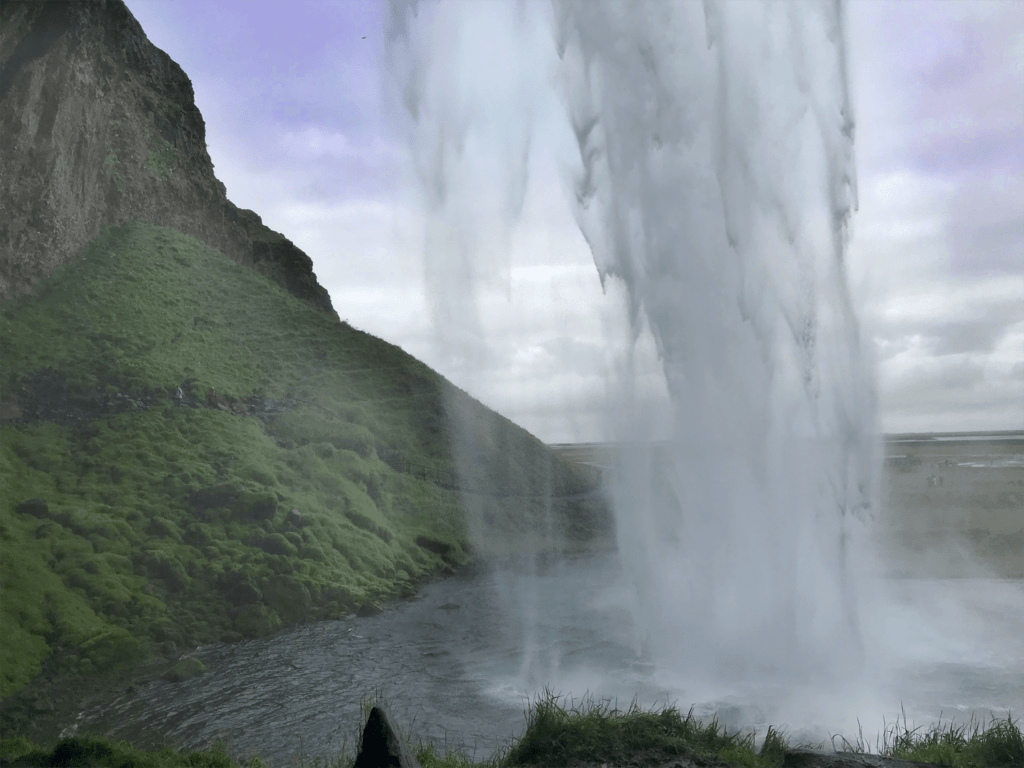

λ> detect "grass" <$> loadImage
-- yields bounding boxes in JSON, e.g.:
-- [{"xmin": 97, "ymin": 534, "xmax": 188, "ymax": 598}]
[
  {"xmin": 833, "ymin": 709, "xmax": 1024, "ymax": 768},
  {"xmin": 0, "ymin": 221, "xmax": 609, "ymax": 706},
  {"xmin": 0, "ymin": 736, "xmax": 260, "ymax": 768},
  {"xmin": 1, "ymin": 698, "xmax": 1020, "ymax": 768},
  {"xmin": 502, "ymin": 691, "xmax": 782, "ymax": 767}
]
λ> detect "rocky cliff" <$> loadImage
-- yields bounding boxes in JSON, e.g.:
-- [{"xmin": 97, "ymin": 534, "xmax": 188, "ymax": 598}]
[{"xmin": 0, "ymin": 0, "xmax": 337, "ymax": 317}]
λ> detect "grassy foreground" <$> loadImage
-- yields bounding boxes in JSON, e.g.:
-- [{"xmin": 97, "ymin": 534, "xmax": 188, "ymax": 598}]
[
  {"xmin": 501, "ymin": 693, "xmax": 786, "ymax": 767},
  {"xmin": 835, "ymin": 710, "xmax": 1024, "ymax": 768},
  {"xmin": 0, "ymin": 221, "xmax": 608, "ymax": 709},
  {"xmin": 1, "ymin": 696, "xmax": 1020, "ymax": 768}
]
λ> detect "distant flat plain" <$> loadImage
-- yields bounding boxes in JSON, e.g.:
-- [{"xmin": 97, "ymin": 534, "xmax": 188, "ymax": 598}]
[
  {"xmin": 552, "ymin": 431, "xmax": 1024, "ymax": 579},
  {"xmin": 879, "ymin": 431, "xmax": 1023, "ymax": 578}
]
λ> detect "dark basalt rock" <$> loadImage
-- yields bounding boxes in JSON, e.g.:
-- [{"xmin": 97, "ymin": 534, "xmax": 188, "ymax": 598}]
[
  {"xmin": 256, "ymin": 533, "xmax": 298, "ymax": 557},
  {"xmin": 188, "ymin": 484, "xmax": 241, "ymax": 513},
  {"xmin": 783, "ymin": 750, "xmax": 942, "ymax": 768},
  {"xmin": 14, "ymin": 498, "xmax": 49, "ymax": 518},
  {"xmin": 0, "ymin": 0, "xmax": 337, "ymax": 318},
  {"xmin": 356, "ymin": 601, "xmax": 384, "ymax": 618},
  {"xmin": 414, "ymin": 535, "xmax": 451, "ymax": 557},
  {"xmin": 218, "ymin": 571, "xmax": 262, "ymax": 607},
  {"xmin": 10, "ymin": 368, "xmax": 161, "ymax": 425},
  {"xmin": 354, "ymin": 706, "xmax": 421, "ymax": 768}
]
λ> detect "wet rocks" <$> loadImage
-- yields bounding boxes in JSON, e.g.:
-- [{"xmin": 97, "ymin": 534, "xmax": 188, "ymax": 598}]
[
  {"xmin": 0, "ymin": 397, "xmax": 23, "ymax": 421},
  {"xmin": 414, "ymin": 535, "xmax": 451, "ymax": 557},
  {"xmin": 783, "ymin": 750, "xmax": 942, "ymax": 768},
  {"xmin": 188, "ymin": 484, "xmax": 277, "ymax": 522},
  {"xmin": 218, "ymin": 572, "xmax": 261, "ymax": 607},
  {"xmin": 2, "ymin": 367, "xmax": 290, "ymax": 427},
  {"xmin": 147, "ymin": 555, "xmax": 187, "ymax": 593},
  {"xmin": 189, "ymin": 484, "xmax": 240, "ymax": 513},
  {"xmin": 230, "ymin": 604, "xmax": 280, "ymax": 637},
  {"xmin": 162, "ymin": 657, "xmax": 205, "ymax": 683},
  {"xmin": 354, "ymin": 706, "xmax": 421, "ymax": 768},
  {"xmin": 9, "ymin": 368, "xmax": 161, "ymax": 425},
  {"xmin": 356, "ymin": 601, "xmax": 384, "ymax": 618},
  {"xmin": 14, "ymin": 498, "xmax": 49, "ymax": 518}
]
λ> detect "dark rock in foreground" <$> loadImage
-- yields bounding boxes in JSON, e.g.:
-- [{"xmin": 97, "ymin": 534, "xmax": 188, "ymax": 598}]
[
  {"xmin": 566, "ymin": 750, "xmax": 942, "ymax": 768},
  {"xmin": 783, "ymin": 749, "xmax": 941, "ymax": 768},
  {"xmin": 354, "ymin": 706, "xmax": 421, "ymax": 768}
]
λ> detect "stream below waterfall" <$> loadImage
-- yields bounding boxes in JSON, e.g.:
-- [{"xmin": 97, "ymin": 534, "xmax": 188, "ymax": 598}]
[{"xmin": 74, "ymin": 553, "xmax": 1024, "ymax": 765}]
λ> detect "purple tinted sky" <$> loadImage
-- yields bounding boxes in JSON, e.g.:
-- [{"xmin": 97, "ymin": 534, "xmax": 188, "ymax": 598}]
[{"xmin": 125, "ymin": 0, "xmax": 1023, "ymax": 441}]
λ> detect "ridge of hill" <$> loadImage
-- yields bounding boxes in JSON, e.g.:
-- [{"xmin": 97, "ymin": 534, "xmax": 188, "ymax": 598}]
[
  {"xmin": 0, "ymin": 221, "xmax": 610, "ymax": 738},
  {"xmin": 0, "ymin": 0, "xmax": 333, "ymax": 316},
  {"xmin": 0, "ymin": 0, "xmax": 610, "ymax": 742}
]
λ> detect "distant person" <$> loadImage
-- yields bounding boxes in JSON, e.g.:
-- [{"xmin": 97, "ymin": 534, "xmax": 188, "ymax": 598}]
[{"xmin": 174, "ymin": 386, "xmax": 183, "ymax": 407}]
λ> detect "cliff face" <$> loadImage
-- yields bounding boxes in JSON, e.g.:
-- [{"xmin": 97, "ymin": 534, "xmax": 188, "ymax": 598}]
[{"xmin": 0, "ymin": 0, "xmax": 337, "ymax": 318}]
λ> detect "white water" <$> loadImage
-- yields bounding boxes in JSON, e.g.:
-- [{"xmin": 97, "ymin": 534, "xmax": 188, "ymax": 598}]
[
  {"xmin": 387, "ymin": 0, "xmax": 883, "ymax": 726},
  {"xmin": 559, "ymin": 1, "xmax": 878, "ymax": 688}
]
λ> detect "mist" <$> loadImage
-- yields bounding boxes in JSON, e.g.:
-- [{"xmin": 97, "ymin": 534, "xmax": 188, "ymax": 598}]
[{"xmin": 383, "ymin": 0, "xmax": 1023, "ymax": 741}]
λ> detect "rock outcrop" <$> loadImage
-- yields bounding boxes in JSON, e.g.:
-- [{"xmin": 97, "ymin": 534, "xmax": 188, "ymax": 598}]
[
  {"xmin": 0, "ymin": 0, "xmax": 337, "ymax": 318},
  {"xmin": 354, "ymin": 706, "xmax": 422, "ymax": 768},
  {"xmin": 782, "ymin": 750, "xmax": 942, "ymax": 768}
]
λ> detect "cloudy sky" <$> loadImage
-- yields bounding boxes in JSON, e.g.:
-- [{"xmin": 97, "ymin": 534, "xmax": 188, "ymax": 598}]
[{"xmin": 124, "ymin": 0, "xmax": 1023, "ymax": 442}]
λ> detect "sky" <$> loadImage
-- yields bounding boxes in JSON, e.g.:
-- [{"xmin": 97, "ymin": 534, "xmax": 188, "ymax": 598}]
[{"xmin": 124, "ymin": 0, "xmax": 1023, "ymax": 443}]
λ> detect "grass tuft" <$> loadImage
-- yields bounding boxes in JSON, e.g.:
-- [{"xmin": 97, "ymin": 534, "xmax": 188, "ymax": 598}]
[
  {"xmin": 882, "ymin": 712, "xmax": 1023, "ymax": 768},
  {"xmin": 501, "ymin": 690, "xmax": 783, "ymax": 767}
]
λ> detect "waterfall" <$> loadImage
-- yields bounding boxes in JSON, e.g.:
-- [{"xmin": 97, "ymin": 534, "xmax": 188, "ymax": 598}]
[{"xmin": 386, "ymin": 0, "xmax": 878, "ymax": 694}]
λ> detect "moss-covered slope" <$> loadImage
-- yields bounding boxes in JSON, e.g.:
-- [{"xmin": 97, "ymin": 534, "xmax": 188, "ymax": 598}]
[{"xmin": 0, "ymin": 221, "xmax": 608, "ymax": 702}]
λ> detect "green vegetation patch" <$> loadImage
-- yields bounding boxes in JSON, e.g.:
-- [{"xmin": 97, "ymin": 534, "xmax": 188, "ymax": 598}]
[
  {"xmin": 0, "ymin": 222, "xmax": 608, "ymax": 705},
  {"xmin": 0, "ymin": 736, "xmax": 258, "ymax": 768},
  {"xmin": 868, "ymin": 713, "xmax": 1023, "ymax": 768},
  {"xmin": 0, "ymin": 404, "xmax": 462, "ymax": 699},
  {"xmin": 145, "ymin": 130, "xmax": 177, "ymax": 180},
  {"xmin": 503, "ymin": 691, "xmax": 782, "ymax": 767}
]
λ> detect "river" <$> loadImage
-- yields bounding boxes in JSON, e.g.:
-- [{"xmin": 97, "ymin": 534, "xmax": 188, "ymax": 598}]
[{"xmin": 73, "ymin": 552, "xmax": 1024, "ymax": 764}]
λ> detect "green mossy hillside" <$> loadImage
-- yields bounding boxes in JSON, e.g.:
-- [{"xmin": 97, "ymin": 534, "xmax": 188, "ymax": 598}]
[{"xmin": 0, "ymin": 221, "xmax": 609, "ymax": 703}]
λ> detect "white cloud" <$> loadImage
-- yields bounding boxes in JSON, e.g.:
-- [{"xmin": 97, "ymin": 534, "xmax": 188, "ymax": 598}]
[
  {"xmin": 129, "ymin": 0, "xmax": 1024, "ymax": 439},
  {"xmin": 280, "ymin": 127, "xmax": 403, "ymax": 163},
  {"xmin": 847, "ymin": 0, "xmax": 1023, "ymax": 433},
  {"xmin": 879, "ymin": 344, "xmax": 1023, "ymax": 434},
  {"xmin": 281, "ymin": 127, "xmax": 358, "ymax": 159}
]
